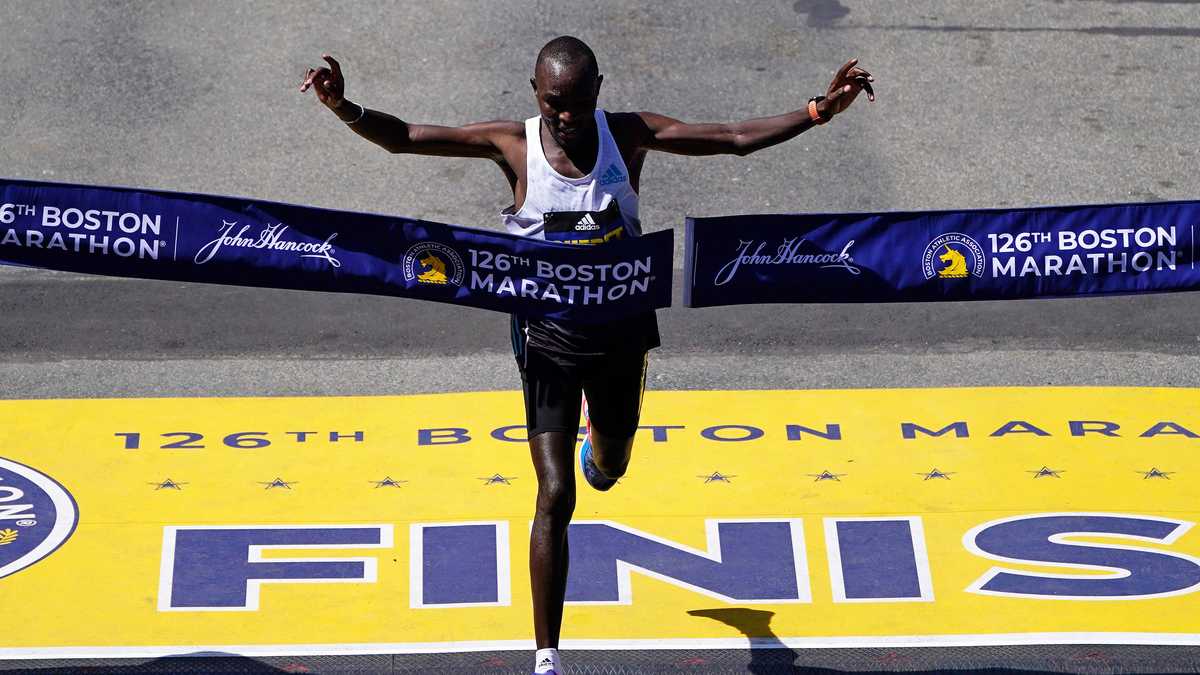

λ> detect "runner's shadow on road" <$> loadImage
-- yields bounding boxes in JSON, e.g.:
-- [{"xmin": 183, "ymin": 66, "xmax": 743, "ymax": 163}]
[
  {"xmin": 686, "ymin": 608, "xmax": 1079, "ymax": 674},
  {"xmin": 688, "ymin": 608, "xmax": 800, "ymax": 674}
]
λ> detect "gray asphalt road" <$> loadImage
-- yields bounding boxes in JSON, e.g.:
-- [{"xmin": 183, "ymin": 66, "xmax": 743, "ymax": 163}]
[{"xmin": 2, "ymin": 0, "xmax": 1198, "ymax": 397}]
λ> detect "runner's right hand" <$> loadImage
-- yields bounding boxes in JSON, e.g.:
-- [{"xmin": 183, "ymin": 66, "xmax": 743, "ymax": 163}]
[{"xmin": 300, "ymin": 54, "xmax": 345, "ymax": 109}]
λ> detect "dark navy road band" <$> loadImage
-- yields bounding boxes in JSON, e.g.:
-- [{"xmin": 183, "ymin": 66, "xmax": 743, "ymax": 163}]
[
  {"xmin": 0, "ymin": 178, "xmax": 672, "ymax": 323},
  {"xmin": 685, "ymin": 200, "xmax": 1200, "ymax": 307}
]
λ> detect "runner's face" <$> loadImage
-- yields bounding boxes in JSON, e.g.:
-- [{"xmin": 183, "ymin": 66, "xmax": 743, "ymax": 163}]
[{"xmin": 531, "ymin": 63, "xmax": 602, "ymax": 150}]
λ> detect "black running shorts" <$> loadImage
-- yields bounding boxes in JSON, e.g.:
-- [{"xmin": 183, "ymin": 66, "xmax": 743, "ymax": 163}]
[{"xmin": 516, "ymin": 346, "xmax": 649, "ymax": 440}]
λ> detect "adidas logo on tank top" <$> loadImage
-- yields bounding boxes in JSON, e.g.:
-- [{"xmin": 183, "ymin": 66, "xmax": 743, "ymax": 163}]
[
  {"xmin": 598, "ymin": 163, "xmax": 625, "ymax": 185},
  {"xmin": 575, "ymin": 213, "xmax": 600, "ymax": 231}
]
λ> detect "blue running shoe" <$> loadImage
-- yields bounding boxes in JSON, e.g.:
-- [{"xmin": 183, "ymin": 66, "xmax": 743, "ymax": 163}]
[{"xmin": 579, "ymin": 396, "xmax": 616, "ymax": 491}]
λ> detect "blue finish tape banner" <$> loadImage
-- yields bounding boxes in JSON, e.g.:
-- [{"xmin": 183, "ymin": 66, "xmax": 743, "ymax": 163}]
[
  {"xmin": 684, "ymin": 201, "xmax": 1200, "ymax": 306},
  {"xmin": 0, "ymin": 178, "xmax": 672, "ymax": 322}
]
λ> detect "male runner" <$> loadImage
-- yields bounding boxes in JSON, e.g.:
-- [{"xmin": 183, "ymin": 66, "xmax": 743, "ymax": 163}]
[{"xmin": 301, "ymin": 36, "xmax": 872, "ymax": 675}]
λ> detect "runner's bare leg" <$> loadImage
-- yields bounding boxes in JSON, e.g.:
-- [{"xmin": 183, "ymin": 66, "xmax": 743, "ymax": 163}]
[
  {"xmin": 582, "ymin": 353, "xmax": 646, "ymax": 482},
  {"xmin": 529, "ymin": 430, "xmax": 576, "ymax": 648},
  {"xmin": 587, "ymin": 430, "xmax": 634, "ymax": 480}
]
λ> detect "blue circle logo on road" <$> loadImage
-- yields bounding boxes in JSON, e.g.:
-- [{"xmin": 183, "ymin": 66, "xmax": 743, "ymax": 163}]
[{"xmin": 0, "ymin": 457, "xmax": 78, "ymax": 580}]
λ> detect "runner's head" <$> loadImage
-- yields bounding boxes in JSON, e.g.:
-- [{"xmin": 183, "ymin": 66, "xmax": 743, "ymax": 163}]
[{"xmin": 531, "ymin": 36, "xmax": 603, "ymax": 150}]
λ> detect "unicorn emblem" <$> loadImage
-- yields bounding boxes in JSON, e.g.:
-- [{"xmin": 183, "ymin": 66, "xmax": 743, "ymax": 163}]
[
  {"xmin": 417, "ymin": 252, "xmax": 449, "ymax": 284},
  {"xmin": 937, "ymin": 245, "xmax": 969, "ymax": 278}
]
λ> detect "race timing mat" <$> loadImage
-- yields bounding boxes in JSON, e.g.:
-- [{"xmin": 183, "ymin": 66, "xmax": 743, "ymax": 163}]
[{"xmin": 1, "ymin": 387, "xmax": 1199, "ymax": 658}]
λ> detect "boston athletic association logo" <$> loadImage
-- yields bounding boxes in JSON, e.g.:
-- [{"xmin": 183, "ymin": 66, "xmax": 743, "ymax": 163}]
[
  {"xmin": 922, "ymin": 232, "xmax": 985, "ymax": 280},
  {"xmin": 0, "ymin": 457, "xmax": 78, "ymax": 580},
  {"xmin": 402, "ymin": 242, "xmax": 464, "ymax": 287}
]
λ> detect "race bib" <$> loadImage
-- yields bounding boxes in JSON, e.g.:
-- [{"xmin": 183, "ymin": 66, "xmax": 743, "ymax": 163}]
[{"xmin": 542, "ymin": 201, "xmax": 625, "ymax": 246}]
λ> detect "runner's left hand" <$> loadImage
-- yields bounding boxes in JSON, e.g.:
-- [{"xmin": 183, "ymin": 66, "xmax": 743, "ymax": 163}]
[{"xmin": 821, "ymin": 58, "xmax": 874, "ymax": 119}]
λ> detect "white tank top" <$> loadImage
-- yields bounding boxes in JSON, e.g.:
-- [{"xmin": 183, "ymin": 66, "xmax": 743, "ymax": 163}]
[{"xmin": 502, "ymin": 110, "xmax": 641, "ymax": 240}]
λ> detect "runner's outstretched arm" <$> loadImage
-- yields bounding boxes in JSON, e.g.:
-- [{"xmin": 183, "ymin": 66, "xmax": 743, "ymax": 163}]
[
  {"xmin": 300, "ymin": 54, "xmax": 520, "ymax": 160},
  {"xmin": 629, "ymin": 58, "xmax": 874, "ymax": 157}
]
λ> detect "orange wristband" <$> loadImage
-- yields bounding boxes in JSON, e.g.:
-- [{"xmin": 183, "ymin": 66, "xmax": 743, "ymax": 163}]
[{"xmin": 807, "ymin": 98, "xmax": 826, "ymax": 125}]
